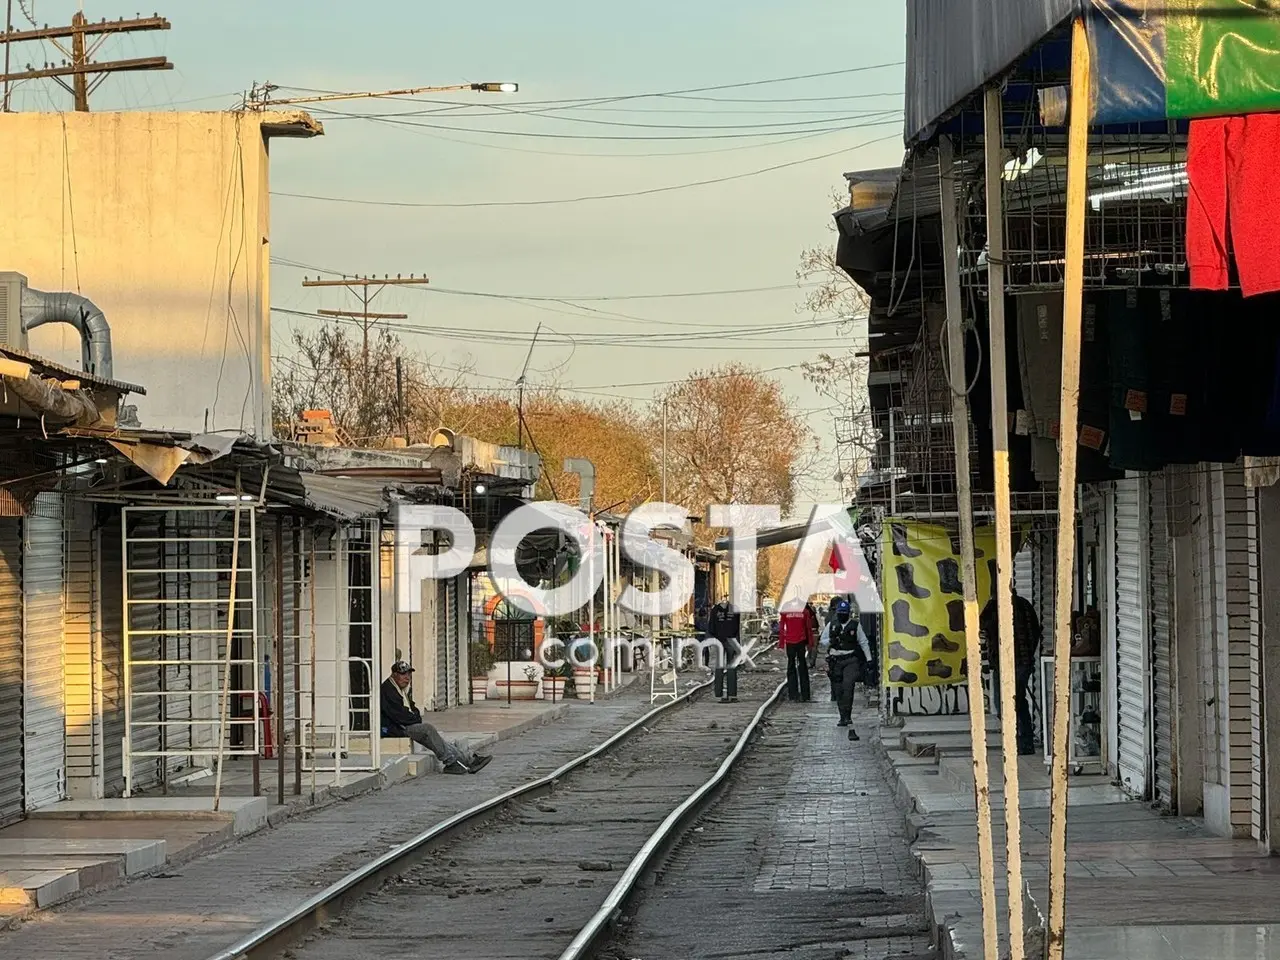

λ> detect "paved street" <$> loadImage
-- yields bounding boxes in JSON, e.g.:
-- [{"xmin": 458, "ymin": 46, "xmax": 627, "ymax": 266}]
[{"xmin": 609, "ymin": 700, "xmax": 933, "ymax": 959}]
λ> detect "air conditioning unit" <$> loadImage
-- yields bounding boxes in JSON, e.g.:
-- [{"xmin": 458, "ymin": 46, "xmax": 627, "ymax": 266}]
[{"xmin": 0, "ymin": 272, "xmax": 29, "ymax": 352}]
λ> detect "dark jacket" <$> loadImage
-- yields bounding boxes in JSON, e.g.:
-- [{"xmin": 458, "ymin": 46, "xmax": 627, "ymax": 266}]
[
  {"xmin": 829, "ymin": 617, "xmax": 872, "ymax": 668},
  {"xmin": 381, "ymin": 677, "xmax": 422, "ymax": 736},
  {"xmin": 979, "ymin": 594, "xmax": 1042, "ymax": 671},
  {"xmin": 707, "ymin": 603, "xmax": 741, "ymax": 643}
]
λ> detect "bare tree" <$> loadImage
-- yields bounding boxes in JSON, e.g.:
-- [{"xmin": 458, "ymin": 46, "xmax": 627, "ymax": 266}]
[{"xmin": 798, "ymin": 187, "xmax": 877, "ymax": 500}]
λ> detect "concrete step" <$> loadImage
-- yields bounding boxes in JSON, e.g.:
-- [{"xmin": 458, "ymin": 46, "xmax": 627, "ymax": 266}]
[
  {"xmin": 29, "ymin": 796, "xmax": 269, "ymax": 837},
  {"xmin": 0, "ymin": 853, "xmax": 127, "ymax": 909},
  {"xmin": 0, "ymin": 837, "xmax": 167, "ymax": 875}
]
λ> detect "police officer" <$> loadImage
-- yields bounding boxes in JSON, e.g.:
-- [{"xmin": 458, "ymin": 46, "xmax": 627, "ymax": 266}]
[{"xmin": 827, "ymin": 599, "xmax": 872, "ymax": 740}]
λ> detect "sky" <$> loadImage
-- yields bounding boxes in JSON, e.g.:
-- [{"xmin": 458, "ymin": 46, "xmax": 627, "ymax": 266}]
[{"xmin": 5, "ymin": 1, "xmax": 908, "ymax": 514}]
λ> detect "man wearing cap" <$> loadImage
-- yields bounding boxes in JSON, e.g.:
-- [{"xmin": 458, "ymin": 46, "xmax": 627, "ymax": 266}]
[{"xmin": 381, "ymin": 661, "xmax": 492, "ymax": 774}]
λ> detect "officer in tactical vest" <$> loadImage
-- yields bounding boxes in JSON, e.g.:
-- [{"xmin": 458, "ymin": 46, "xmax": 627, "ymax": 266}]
[{"xmin": 827, "ymin": 599, "xmax": 872, "ymax": 740}]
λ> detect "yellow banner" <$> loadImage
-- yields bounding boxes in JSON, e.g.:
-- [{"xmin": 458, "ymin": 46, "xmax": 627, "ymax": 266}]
[{"xmin": 880, "ymin": 520, "xmax": 998, "ymax": 688}]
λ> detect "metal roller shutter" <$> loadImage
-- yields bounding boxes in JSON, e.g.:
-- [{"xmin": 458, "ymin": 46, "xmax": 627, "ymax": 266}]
[
  {"xmin": 435, "ymin": 580, "xmax": 449, "ymax": 710},
  {"xmin": 0, "ymin": 519, "xmax": 24, "ymax": 824},
  {"xmin": 23, "ymin": 495, "xmax": 66, "ymax": 810},
  {"xmin": 446, "ymin": 576, "xmax": 460, "ymax": 708},
  {"xmin": 1148, "ymin": 471, "xmax": 1175, "ymax": 812},
  {"xmin": 100, "ymin": 512, "xmax": 125, "ymax": 796},
  {"xmin": 1113, "ymin": 478, "xmax": 1150, "ymax": 799},
  {"xmin": 1221, "ymin": 467, "xmax": 1261, "ymax": 839}
]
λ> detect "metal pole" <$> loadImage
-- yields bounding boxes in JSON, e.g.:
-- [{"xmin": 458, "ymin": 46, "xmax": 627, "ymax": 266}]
[
  {"xmin": 984, "ymin": 84, "xmax": 1026, "ymax": 960},
  {"xmin": 940, "ymin": 135, "xmax": 1000, "ymax": 960},
  {"xmin": 308, "ymin": 535, "xmax": 317, "ymax": 801},
  {"xmin": 1048, "ymin": 19, "xmax": 1091, "ymax": 960},
  {"xmin": 212, "ymin": 505, "xmax": 244, "ymax": 813},
  {"xmin": 293, "ymin": 519, "xmax": 302, "ymax": 796},
  {"xmin": 888, "ymin": 407, "xmax": 898, "ymax": 515},
  {"xmin": 275, "ymin": 517, "xmax": 286, "ymax": 807},
  {"xmin": 662, "ymin": 399, "xmax": 668, "ymax": 503}
]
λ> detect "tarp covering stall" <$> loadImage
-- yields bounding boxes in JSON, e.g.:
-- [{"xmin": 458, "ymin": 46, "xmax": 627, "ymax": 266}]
[{"xmin": 905, "ymin": 0, "xmax": 1079, "ymax": 143}]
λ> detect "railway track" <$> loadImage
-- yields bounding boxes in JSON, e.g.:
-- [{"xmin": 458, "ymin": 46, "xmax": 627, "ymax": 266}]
[{"xmin": 211, "ymin": 667, "xmax": 786, "ymax": 960}]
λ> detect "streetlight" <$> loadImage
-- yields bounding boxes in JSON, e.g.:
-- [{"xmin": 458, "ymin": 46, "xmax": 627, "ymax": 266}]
[{"xmin": 251, "ymin": 81, "xmax": 519, "ymax": 108}]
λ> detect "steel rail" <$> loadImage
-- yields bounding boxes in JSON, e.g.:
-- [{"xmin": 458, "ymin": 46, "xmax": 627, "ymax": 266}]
[
  {"xmin": 206, "ymin": 679, "xmax": 714, "ymax": 960},
  {"xmin": 557, "ymin": 679, "xmax": 787, "ymax": 960}
]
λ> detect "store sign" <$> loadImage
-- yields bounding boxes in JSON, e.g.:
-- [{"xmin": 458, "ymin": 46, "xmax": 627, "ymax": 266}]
[{"xmin": 880, "ymin": 520, "xmax": 998, "ymax": 688}]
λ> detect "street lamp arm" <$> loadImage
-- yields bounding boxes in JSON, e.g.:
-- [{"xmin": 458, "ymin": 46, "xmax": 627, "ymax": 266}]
[{"xmin": 256, "ymin": 81, "xmax": 517, "ymax": 108}]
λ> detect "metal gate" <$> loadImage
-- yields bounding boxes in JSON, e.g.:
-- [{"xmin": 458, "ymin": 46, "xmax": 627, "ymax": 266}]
[
  {"xmin": 23, "ymin": 495, "xmax": 66, "ymax": 809},
  {"xmin": 1113, "ymin": 478, "xmax": 1150, "ymax": 799},
  {"xmin": 0, "ymin": 519, "xmax": 24, "ymax": 824},
  {"xmin": 1148, "ymin": 470, "xmax": 1175, "ymax": 811},
  {"xmin": 122, "ymin": 506, "xmax": 259, "ymax": 797},
  {"xmin": 299, "ymin": 522, "xmax": 381, "ymax": 784}
]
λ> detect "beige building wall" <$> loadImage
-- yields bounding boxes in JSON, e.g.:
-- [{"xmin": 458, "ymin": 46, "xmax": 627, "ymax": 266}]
[{"xmin": 0, "ymin": 110, "xmax": 320, "ymax": 438}]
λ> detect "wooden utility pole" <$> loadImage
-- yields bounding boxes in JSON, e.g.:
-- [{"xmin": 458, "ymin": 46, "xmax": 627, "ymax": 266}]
[
  {"xmin": 0, "ymin": 12, "xmax": 171, "ymax": 112},
  {"xmin": 301, "ymin": 274, "xmax": 428, "ymax": 383},
  {"xmin": 1047, "ymin": 18, "xmax": 1092, "ymax": 960},
  {"xmin": 939, "ymin": 135, "xmax": 1000, "ymax": 960}
]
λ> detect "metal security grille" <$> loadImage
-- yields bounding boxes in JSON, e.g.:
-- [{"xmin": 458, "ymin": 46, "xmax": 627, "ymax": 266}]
[
  {"xmin": 298, "ymin": 522, "xmax": 381, "ymax": 785},
  {"xmin": 23, "ymin": 494, "xmax": 66, "ymax": 809},
  {"xmin": 1113, "ymin": 478, "xmax": 1150, "ymax": 800},
  {"xmin": 0, "ymin": 519, "xmax": 24, "ymax": 825},
  {"xmin": 1148, "ymin": 470, "xmax": 1176, "ymax": 812},
  {"xmin": 121, "ymin": 506, "xmax": 259, "ymax": 798}
]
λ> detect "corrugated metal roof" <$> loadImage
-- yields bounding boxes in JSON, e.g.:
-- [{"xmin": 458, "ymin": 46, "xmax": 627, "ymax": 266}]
[
  {"xmin": 0, "ymin": 345, "xmax": 146, "ymax": 395},
  {"xmin": 905, "ymin": 0, "xmax": 1079, "ymax": 144}
]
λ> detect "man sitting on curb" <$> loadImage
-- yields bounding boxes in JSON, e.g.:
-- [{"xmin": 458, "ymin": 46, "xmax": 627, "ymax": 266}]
[{"xmin": 381, "ymin": 661, "xmax": 492, "ymax": 774}]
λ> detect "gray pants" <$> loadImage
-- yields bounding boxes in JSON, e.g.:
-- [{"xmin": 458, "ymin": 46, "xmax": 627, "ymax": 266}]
[{"xmin": 404, "ymin": 722, "xmax": 473, "ymax": 766}]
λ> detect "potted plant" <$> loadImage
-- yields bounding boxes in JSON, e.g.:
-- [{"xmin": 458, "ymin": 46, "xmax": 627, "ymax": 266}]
[
  {"xmin": 469, "ymin": 641, "xmax": 494, "ymax": 701},
  {"xmin": 542, "ymin": 660, "xmax": 570, "ymax": 701},
  {"xmin": 496, "ymin": 663, "xmax": 540, "ymax": 701}
]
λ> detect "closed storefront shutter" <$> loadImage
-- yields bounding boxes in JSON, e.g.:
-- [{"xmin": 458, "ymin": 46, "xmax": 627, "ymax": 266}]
[
  {"xmin": 1220, "ymin": 466, "xmax": 1262, "ymax": 839},
  {"xmin": 122, "ymin": 513, "xmax": 163, "ymax": 794},
  {"xmin": 446, "ymin": 576, "xmax": 460, "ymax": 709},
  {"xmin": 0, "ymin": 519, "xmax": 24, "ymax": 825},
  {"xmin": 1113, "ymin": 478, "xmax": 1150, "ymax": 799},
  {"xmin": 23, "ymin": 495, "xmax": 66, "ymax": 810},
  {"xmin": 435, "ymin": 580, "xmax": 449, "ymax": 710},
  {"xmin": 100, "ymin": 511, "xmax": 125, "ymax": 796},
  {"xmin": 1148, "ymin": 471, "xmax": 1175, "ymax": 812}
]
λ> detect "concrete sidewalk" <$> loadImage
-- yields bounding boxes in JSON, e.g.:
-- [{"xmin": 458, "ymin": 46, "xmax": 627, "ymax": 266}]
[
  {"xmin": 881, "ymin": 716, "xmax": 1279, "ymax": 960},
  {"xmin": 0, "ymin": 692, "xmax": 586, "ymax": 924}
]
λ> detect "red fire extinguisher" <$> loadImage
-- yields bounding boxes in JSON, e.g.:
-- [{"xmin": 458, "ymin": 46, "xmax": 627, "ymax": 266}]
[{"xmin": 258, "ymin": 692, "xmax": 274, "ymax": 759}]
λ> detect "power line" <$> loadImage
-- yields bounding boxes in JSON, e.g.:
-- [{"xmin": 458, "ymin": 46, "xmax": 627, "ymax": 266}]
[{"xmin": 271, "ymin": 130, "xmax": 901, "ymax": 209}]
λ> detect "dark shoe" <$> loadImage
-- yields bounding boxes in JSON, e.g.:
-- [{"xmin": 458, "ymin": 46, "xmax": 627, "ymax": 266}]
[
  {"xmin": 931, "ymin": 633, "xmax": 961, "ymax": 654},
  {"xmin": 927, "ymin": 659, "xmax": 954, "ymax": 679},
  {"xmin": 848, "ymin": 729, "xmax": 860, "ymax": 742},
  {"xmin": 890, "ymin": 602, "xmax": 929, "ymax": 639},
  {"xmin": 443, "ymin": 761, "xmax": 469, "ymax": 775},
  {"xmin": 895, "ymin": 563, "xmax": 931, "ymax": 600},
  {"xmin": 467, "ymin": 755, "xmax": 493, "ymax": 773},
  {"xmin": 837, "ymin": 719, "xmax": 850, "ymax": 727},
  {"xmin": 888, "ymin": 665, "xmax": 919, "ymax": 684}
]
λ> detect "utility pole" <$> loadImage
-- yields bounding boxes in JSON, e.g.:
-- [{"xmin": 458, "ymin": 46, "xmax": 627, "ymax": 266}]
[
  {"xmin": 515, "ymin": 323, "xmax": 542, "ymax": 450},
  {"xmin": 301, "ymin": 274, "xmax": 428, "ymax": 384},
  {"xmin": 0, "ymin": 12, "xmax": 172, "ymax": 112},
  {"xmin": 662, "ymin": 398, "xmax": 668, "ymax": 502}
]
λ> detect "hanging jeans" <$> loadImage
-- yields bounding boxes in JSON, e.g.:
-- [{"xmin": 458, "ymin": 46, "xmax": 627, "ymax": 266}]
[{"xmin": 1187, "ymin": 114, "xmax": 1280, "ymax": 297}]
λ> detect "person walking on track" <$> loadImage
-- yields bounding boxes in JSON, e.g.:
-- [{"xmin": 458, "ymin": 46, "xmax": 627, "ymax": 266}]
[
  {"xmin": 827, "ymin": 599, "xmax": 873, "ymax": 740},
  {"xmin": 778, "ymin": 599, "xmax": 817, "ymax": 702},
  {"xmin": 381, "ymin": 661, "xmax": 492, "ymax": 774},
  {"xmin": 707, "ymin": 598, "xmax": 742, "ymax": 703}
]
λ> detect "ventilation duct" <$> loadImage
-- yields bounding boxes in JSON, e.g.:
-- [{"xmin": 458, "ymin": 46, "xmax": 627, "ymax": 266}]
[{"xmin": 20, "ymin": 286, "xmax": 113, "ymax": 380}]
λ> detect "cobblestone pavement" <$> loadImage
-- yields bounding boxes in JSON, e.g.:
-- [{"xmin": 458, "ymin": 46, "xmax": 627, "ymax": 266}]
[
  {"xmin": 0, "ymin": 685, "xmax": 662, "ymax": 960},
  {"xmin": 608, "ymin": 700, "xmax": 934, "ymax": 960}
]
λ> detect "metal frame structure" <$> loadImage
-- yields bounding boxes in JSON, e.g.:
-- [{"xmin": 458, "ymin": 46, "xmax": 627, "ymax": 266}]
[
  {"xmin": 120, "ymin": 504, "xmax": 259, "ymax": 799},
  {"xmin": 297, "ymin": 521, "xmax": 381, "ymax": 789}
]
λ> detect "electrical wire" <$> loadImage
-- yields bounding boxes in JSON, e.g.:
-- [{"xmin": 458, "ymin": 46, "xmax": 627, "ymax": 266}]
[{"xmin": 271, "ymin": 131, "xmax": 902, "ymax": 209}]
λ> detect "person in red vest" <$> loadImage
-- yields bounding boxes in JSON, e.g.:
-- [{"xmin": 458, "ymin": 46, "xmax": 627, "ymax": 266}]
[{"xmin": 778, "ymin": 596, "xmax": 818, "ymax": 702}]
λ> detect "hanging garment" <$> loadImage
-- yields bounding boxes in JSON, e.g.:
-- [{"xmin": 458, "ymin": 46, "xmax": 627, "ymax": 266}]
[{"xmin": 1187, "ymin": 114, "xmax": 1280, "ymax": 298}]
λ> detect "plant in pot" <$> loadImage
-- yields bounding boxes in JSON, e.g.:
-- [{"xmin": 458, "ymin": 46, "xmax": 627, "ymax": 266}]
[
  {"xmin": 542, "ymin": 660, "xmax": 571, "ymax": 701},
  {"xmin": 469, "ymin": 641, "xmax": 495, "ymax": 701},
  {"xmin": 496, "ymin": 662, "xmax": 540, "ymax": 701}
]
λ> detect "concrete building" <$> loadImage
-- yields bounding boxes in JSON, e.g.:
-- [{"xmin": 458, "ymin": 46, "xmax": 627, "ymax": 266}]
[{"xmin": 0, "ymin": 109, "xmax": 322, "ymax": 439}]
